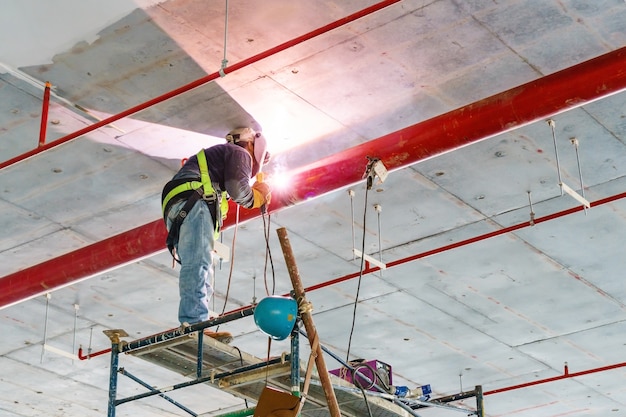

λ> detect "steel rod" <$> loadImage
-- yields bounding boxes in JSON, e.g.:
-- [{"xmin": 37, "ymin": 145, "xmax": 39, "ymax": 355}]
[
  {"xmin": 119, "ymin": 368, "xmax": 198, "ymax": 416},
  {"xmin": 115, "ymin": 355, "xmax": 290, "ymax": 405},
  {"xmin": 107, "ymin": 341, "xmax": 120, "ymax": 417},
  {"xmin": 121, "ymin": 307, "xmax": 254, "ymax": 353}
]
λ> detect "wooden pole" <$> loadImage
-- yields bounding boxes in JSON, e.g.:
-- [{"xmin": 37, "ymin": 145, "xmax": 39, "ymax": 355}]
[{"xmin": 276, "ymin": 227, "xmax": 342, "ymax": 417}]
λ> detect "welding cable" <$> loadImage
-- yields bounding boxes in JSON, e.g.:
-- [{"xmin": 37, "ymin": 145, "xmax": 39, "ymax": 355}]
[
  {"xmin": 261, "ymin": 209, "xmax": 277, "ymax": 296},
  {"xmin": 231, "ymin": 345, "xmax": 250, "ymax": 408},
  {"xmin": 351, "ymin": 362, "xmax": 376, "ymax": 417},
  {"xmin": 345, "ymin": 185, "xmax": 370, "ymax": 362},
  {"xmin": 352, "ymin": 362, "xmax": 378, "ymax": 391},
  {"xmin": 217, "ymin": 204, "xmax": 241, "ymax": 318}
]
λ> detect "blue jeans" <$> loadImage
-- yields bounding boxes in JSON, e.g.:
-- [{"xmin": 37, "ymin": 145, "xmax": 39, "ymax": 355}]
[{"xmin": 166, "ymin": 199, "xmax": 215, "ymax": 324}]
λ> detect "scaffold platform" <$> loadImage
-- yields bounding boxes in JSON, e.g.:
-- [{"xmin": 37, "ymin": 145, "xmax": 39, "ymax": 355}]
[{"xmin": 128, "ymin": 331, "xmax": 421, "ymax": 417}]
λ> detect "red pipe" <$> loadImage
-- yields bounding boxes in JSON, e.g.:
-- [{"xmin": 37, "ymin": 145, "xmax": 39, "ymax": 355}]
[
  {"xmin": 217, "ymin": 189, "xmax": 626, "ymax": 316},
  {"xmin": 484, "ymin": 361, "xmax": 626, "ymax": 395},
  {"xmin": 1, "ymin": 47, "xmax": 625, "ymax": 309},
  {"xmin": 0, "ymin": 0, "xmax": 401, "ymax": 170},
  {"xmin": 279, "ymin": 46, "xmax": 626, "ymax": 203},
  {"xmin": 77, "ymin": 345, "xmax": 110, "ymax": 360},
  {"xmin": 38, "ymin": 81, "xmax": 51, "ymax": 147}
]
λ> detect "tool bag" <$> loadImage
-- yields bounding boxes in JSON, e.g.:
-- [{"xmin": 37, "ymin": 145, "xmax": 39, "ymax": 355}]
[{"xmin": 253, "ymin": 386, "xmax": 300, "ymax": 417}]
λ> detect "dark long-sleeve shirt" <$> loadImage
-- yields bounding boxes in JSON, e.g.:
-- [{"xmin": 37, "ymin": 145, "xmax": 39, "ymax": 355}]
[{"xmin": 165, "ymin": 143, "xmax": 255, "ymax": 210}]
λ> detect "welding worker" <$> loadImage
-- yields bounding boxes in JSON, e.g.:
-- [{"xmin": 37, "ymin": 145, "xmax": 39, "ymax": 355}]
[{"xmin": 161, "ymin": 127, "xmax": 271, "ymax": 343}]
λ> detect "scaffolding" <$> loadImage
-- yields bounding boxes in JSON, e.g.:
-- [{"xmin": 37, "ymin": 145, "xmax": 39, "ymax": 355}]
[
  {"xmin": 103, "ymin": 228, "xmax": 486, "ymax": 417},
  {"xmin": 103, "ymin": 313, "xmax": 484, "ymax": 417}
]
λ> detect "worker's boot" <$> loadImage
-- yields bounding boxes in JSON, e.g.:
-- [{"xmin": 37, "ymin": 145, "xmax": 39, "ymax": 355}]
[{"xmin": 203, "ymin": 329, "xmax": 233, "ymax": 344}]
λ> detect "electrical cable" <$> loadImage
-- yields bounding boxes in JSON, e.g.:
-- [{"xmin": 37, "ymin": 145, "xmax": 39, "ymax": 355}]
[
  {"xmin": 218, "ymin": 204, "xmax": 240, "ymax": 320},
  {"xmin": 345, "ymin": 186, "xmax": 370, "ymax": 362},
  {"xmin": 261, "ymin": 210, "xmax": 277, "ymax": 296},
  {"xmin": 232, "ymin": 345, "xmax": 250, "ymax": 408},
  {"xmin": 352, "ymin": 363, "xmax": 376, "ymax": 417}
]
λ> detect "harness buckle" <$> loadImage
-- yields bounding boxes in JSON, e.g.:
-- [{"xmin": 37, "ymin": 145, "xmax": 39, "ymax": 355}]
[{"xmin": 202, "ymin": 192, "xmax": 217, "ymax": 202}]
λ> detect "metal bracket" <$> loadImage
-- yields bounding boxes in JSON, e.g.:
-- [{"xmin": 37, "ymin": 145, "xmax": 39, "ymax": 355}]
[
  {"xmin": 103, "ymin": 329, "xmax": 129, "ymax": 344},
  {"xmin": 548, "ymin": 120, "xmax": 589, "ymax": 212},
  {"xmin": 353, "ymin": 249, "xmax": 387, "ymax": 270},
  {"xmin": 363, "ymin": 157, "xmax": 388, "ymax": 190}
]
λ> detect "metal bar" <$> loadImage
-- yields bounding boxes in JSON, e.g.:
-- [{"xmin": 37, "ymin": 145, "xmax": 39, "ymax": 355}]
[
  {"xmin": 561, "ymin": 181, "xmax": 591, "ymax": 208},
  {"xmin": 290, "ymin": 327, "xmax": 300, "ymax": 396},
  {"xmin": 3, "ymin": 46, "xmax": 626, "ymax": 309},
  {"xmin": 43, "ymin": 344, "xmax": 76, "ymax": 360},
  {"xmin": 38, "ymin": 81, "xmax": 51, "ymax": 147},
  {"xmin": 0, "ymin": 0, "xmax": 401, "ymax": 171},
  {"xmin": 430, "ymin": 388, "xmax": 478, "ymax": 403},
  {"xmin": 107, "ymin": 342, "xmax": 120, "ymax": 417},
  {"xmin": 475, "ymin": 385, "xmax": 484, "ymax": 417},
  {"xmin": 115, "ymin": 355, "xmax": 290, "ymax": 405},
  {"xmin": 197, "ymin": 331, "xmax": 204, "ymax": 379},
  {"xmin": 353, "ymin": 249, "xmax": 386, "ymax": 270},
  {"xmin": 276, "ymin": 227, "xmax": 342, "ymax": 417},
  {"xmin": 119, "ymin": 367, "xmax": 198, "ymax": 416},
  {"xmin": 121, "ymin": 307, "xmax": 254, "ymax": 353}
]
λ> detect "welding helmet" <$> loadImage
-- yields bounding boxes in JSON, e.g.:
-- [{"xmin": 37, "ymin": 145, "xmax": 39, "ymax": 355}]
[{"xmin": 226, "ymin": 127, "xmax": 270, "ymax": 176}]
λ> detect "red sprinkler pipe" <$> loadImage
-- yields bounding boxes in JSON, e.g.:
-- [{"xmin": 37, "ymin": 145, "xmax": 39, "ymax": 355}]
[
  {"xmin": 80, "ymin": 189, "xmax": 626, "ymax": 360},
  {"xmin": 77, "ymin": 345, "xmax": 111, "ymax": 360},
  {"xmin": 276, "ymin": 46, "xmax": 626, "ymax": 203},
  {"xmin": 217, "ymin": 189, "xmax": 626, "ymax": 317},
  {"xmin": 38, "ymin": 81, "xmax": 51, "ymax": 147},
  {"xmin": 0, "ymin": 0, "xmax": 401, "ymax": 170},
  {"xmin": 1, "ymin": 47, "xmax": 626, "ymax": 309},
  {"xmin": 484, "ymin": 361, "xmax": 626, "ymax": 395}
]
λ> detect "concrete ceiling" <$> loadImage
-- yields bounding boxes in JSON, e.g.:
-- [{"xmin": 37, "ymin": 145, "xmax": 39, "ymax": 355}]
[{"xmin": 1, "ymin": 0, "xmax": 626, "ymax": 416}]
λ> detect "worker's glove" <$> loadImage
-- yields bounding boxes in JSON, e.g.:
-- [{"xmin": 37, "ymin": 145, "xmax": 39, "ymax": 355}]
[{"xmin": 251, "ymin": 181, "xmax": 271, "ymax": 209}]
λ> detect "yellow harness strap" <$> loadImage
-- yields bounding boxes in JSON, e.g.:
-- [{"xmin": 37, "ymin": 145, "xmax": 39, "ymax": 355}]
[{"xmin": 162, "ymin": 150, "xmax": 228, "ymax": 240}]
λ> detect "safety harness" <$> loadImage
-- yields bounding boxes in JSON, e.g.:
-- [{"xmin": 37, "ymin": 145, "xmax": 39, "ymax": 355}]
[{"xmin": 161, "ymin": 150, "xmax": 228, "ymax": 263}]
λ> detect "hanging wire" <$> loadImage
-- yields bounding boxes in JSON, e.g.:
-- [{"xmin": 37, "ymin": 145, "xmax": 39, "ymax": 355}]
[
  {"xmin": 219, "ymin": 0, "xmax": 229, "ymax": 77},
  {"xmin": 262, "ymin": 210, "xmax": 277, "ymax": 296},
  {"xmin": 349, "ymin": 189, "xmax": 356, "ymax": 260},
  {"xmin": 351, "ymin": 361, "xmax": 378, "ymax": 417},
  {"xmin": 346, "ymin": 186, "xmax": 370, "ymax": 362},
  {"xmin": 232, "ymin": 345, "xmax": 250, "ymax": 408},
  {"xmin": 218, "ymin": 204, "xmax": 240, "ymax": 317},
  {"xmin": 375, "ymin": 204, "xmax": 383, "ymax": 277}
]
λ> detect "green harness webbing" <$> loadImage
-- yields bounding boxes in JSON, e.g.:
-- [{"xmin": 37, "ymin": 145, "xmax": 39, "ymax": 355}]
[
  {"xmin": 163, "ymin": 150, "xmax": 228, "ymax": 262},
  {"xmin": 162, "ymin": 151, "xmax": 216, "ymax": 214}
]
